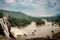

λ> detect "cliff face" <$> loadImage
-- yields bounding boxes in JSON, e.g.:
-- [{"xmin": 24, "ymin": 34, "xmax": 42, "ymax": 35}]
[{"xmin": 0, "ymin": 17, "xmax": 15, "ymax": 40}]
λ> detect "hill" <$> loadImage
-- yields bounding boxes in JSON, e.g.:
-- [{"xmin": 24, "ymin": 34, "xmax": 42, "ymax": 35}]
[
  {"xmin": 0, "ymin": 10, "xmax": 30, "ymax": 18},
  {"xmin": 0, "ymin": 10, "xmax": 45, "ymax": 27},
  {"xmin": 55, "ymin": 13, "xmax": 60, "ymax": 17}
]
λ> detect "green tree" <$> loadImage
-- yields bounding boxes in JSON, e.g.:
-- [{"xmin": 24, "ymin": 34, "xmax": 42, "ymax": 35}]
[
  {"xmin": 8, "ymin": 16, "xmax": 32, "ymax": 27},
  {"xmin": 0, "ymin": 12, "xmax": 4, "ymax": 18},
  {"xmin": 55, "ymin": 17, "xmax": 60, "ymax": 27},
  {"xmin": 34, "ymin": 18, "xmax": 45, "ymax": 26}
]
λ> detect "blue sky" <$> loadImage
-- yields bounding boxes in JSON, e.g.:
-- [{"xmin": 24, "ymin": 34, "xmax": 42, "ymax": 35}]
[{"xmin": 0, "ymin": 0, "xmax": 60, "ymax": 17}]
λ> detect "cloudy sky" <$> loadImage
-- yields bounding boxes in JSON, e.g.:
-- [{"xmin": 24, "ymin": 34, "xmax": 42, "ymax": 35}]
[{"xmin": 0, "ymin": 0, "xmax": 60, "ymax": 17}]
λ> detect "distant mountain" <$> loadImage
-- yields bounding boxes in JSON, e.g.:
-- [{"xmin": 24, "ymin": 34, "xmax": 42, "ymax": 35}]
[
  {"xmin": 0, "ymin": 9, "xmax": 31, "ymax": 19},
  {"xmin": 55, "ymin": 13, "xmax": 60, "ymax": 17}
]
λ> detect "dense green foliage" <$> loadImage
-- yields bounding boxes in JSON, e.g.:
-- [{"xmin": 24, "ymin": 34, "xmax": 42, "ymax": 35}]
[
  {"xmin": 0, "ymin": 12, "xmax": 4, "ymax": 18},
  {"xmin": 8, "ymin": 16, "xmax": 45, "ymax": 27},
  {"xmin": 33, "ymin": 18, "xmax": 45, "ymax": 26},
  {"xmin": 54, "ymin": 17, "xmax": 60, "ymax": 26},
  {"xmin": 0, "ymin": 11, "xmax": 45, "ymax": 27},
  {"xmin": 46, "ymin": 16, "xmax": 60, "ymax": 27},
  {"xmin": 8, "ymin": 16, "xmax": 32, "ymax": 27}
]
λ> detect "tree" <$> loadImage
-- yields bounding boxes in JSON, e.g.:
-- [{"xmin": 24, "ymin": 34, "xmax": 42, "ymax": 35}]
[
  {"xmin": 55, "ymin": 17, "xmax": 60, "ymax": 27},
  {"xmin": 34, "ymin": 18, "xmax": 45, "ymax": 26},
  {"xmin": 8, "ymin": 16, "xmax": 32, "ymax": 27},
  {"xmin": 0, "ymin": 12, "xmax": 4, "ymax": 18}
]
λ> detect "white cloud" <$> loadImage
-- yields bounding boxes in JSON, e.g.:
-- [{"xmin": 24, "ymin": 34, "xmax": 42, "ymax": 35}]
[
  {"xmin": 0, "ymin": 0, "xmax": 59, "ymax": 17},
  {"xmin": 18, "ymin": 0, "xmax": 31, "ymax": 5},
  {"xmin": 20, "ymin": 6, "xmax": 54, "ymax": 17},
  {"xmin": 5, "ymin": 0, "xmax": 15, "ymax": 4},
  {"xmin": 17, "ymin": 0, "xmax": 49, "ymax": 9},
  {"xmin": 0, "ymin": 3, "xmax": 10, "ymax": 10},
  {"xmin": 22, "ymin": 10, "xmax": 53, "ymax": 17},
  {"xmin": 47, "ymin": 0, "xmax": 60, "ymax": 14}
]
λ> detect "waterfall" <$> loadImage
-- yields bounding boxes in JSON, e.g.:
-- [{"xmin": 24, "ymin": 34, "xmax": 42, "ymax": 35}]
[{"xmin": 0, "ymin": 19, "xmax": 10, "ymax": 38}]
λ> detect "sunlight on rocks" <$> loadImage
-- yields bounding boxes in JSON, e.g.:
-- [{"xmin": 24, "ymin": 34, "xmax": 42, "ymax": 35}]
[{"xmin": 11, "ymin": 19, "xmax": 60, "ymax": 39}]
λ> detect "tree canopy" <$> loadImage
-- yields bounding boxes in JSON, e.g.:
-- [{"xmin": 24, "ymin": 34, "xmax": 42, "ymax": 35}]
[{"xmin": 0, "ymin": 12, "xmax": 4, "ymax": 18}]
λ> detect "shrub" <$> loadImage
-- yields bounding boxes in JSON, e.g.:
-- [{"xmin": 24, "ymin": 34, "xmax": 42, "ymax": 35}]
[
  {"xmin": 34, "ymin": 18, "xmax": 45, "ymax": 26},
  {"xmin": 8, "ymin": 16, "xmax": 45, "ymax": 27},
  {"xmin": 8, "ymin": 16, "xmax": 32, "ymax": 27},
  {"xmin": 0, "ymin": 12, "xmax": 4, "ymax": 18}
]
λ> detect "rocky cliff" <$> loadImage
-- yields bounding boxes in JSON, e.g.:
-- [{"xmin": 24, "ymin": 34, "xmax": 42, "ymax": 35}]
[{"xmin": 0, "ymin": 17, "xmax": 15, "ymax": 40}]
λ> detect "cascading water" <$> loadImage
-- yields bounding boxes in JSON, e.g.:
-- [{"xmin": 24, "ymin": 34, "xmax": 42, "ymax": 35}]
[{"xmin": 0, "ymin": 19, "xmax": 10, "ymax": 38}]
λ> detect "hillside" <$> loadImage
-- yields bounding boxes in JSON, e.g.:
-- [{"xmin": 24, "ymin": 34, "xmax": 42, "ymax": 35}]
[
  {"xmin": 55, "ymin": 13, "xmax": 60, "ymax": 17},
  {"xmin": 0, "ymin": 10, "xmax": 45, "ymax": 27},
  {"xmin": 0, "ymin": 10, "xmax": 30, "ymax": 18}
]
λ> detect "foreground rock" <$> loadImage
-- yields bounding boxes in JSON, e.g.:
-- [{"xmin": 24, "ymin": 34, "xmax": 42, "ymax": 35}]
[
  {"xmin": 0, "ymin": 17, "xmax": 15, "ymax": 40},
  {"xmin": 53, "ymin": 32, "xmax": 60, "ymax": 40},
  {"xmin": 0, "ymin": 35, "xmax": 15, "ymax": 40}
]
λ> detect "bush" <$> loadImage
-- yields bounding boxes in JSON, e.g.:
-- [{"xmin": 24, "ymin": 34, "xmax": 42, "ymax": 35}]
[
  {"xmin": 55, "ymin": 17, "xmax": 60, "ymax": 26},
  {"xmin": 51, "ymin": 17, "xmax": 60, "ymax": 27},
  {"xmin": 34, "ymin": 18, "xmax": 45, "ymax": 26},
  {"xmin": 0, "ymin": 12, "xmax": 4, "ymax": 18},
  {"xmin": 8, "ymin": 16, "xmax": 32, "ymax": 27},
  {"xmin": 8, "ymin": 16, "xmax": 45, "ymax": 27}
]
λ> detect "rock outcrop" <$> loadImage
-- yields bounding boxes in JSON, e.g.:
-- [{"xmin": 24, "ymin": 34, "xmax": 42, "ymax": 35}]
[
  {"xmin": 0, "ymin": 17, "xmax": 15, "ymax": 40},
  {"xmin": 53, "ymin": 32, "xmax": 60, "ymax": 40}
]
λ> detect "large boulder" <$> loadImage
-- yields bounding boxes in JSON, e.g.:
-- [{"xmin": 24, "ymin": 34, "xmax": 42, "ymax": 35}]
[{"xmin": 53, "ymin": 32, "xmax": 60, "ymax": 40}]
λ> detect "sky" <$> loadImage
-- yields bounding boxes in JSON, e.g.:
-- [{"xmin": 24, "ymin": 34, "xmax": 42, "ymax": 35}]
[{"xmin": 0, "ymin": 0, "xmax": 60, "ymax": 17}]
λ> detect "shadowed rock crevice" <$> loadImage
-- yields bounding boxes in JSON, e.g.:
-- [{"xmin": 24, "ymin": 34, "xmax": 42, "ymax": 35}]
[{"xmin": 0, "ymin": 24, "xmax": 5, "ymax": 36}]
